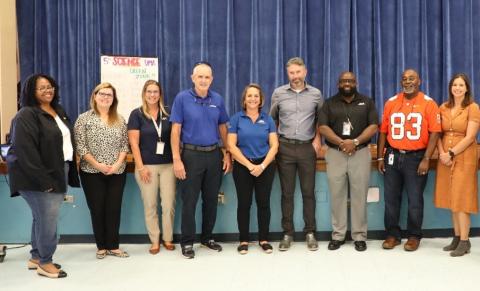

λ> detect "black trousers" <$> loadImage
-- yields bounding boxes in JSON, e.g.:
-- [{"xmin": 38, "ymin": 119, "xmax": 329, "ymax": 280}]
[
  {"xmin": 179, "ymin": 148, "xmax": 223, "ymax": 247},
  {"xmin": 232, "ymin": 160, "xmax": 275, "ymax": 242},
  {"xmin": 276, "ymin": 142, "xmax": 317, "ymax": 235},
  {"xmin": 80, "ymin": 171, "xmax": 126, "ymax": 250}
]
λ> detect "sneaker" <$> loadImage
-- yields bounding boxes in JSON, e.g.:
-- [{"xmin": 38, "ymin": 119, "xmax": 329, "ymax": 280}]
[
  {"xmin": 201, "ymin": 240, "xmax": 222, "ymax": 252},
  {"xmin": 306, "ymin": 233, "xmax": 318, "ymax": 251},
  {"xmin": 182, "ymin": 245, "xmax": 195, "ymax": 259},
  {"xmin": 279, "ymin": 235, "xmax": 293, "ymax": 251}
]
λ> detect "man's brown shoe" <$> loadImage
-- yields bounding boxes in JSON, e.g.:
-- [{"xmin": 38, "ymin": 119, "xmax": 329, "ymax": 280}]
[
  {"xmin": 404, "ymin": 237, "xmax": 420, "ymax": 251},
  {"xmin": 382, "ymin": 237, "xmax": 400, "ymax": 249}
]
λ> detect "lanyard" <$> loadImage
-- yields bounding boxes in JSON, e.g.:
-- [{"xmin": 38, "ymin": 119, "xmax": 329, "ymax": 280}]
[{"xmin": 151, "ymin": 111, "xmax": 162, "ymax": 141}]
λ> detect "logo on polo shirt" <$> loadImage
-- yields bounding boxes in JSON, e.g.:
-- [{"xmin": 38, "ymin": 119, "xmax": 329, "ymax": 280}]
[
  {"xmin": 257, "ymin": 119, "xmax": 266, "ymax": 124},
  {"xmin": 358, "ymin": 102, "xmax": 365, "ymax": 106}
]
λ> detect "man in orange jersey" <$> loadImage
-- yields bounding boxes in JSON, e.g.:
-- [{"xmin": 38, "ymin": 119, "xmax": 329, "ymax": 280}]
[{"xmin": 377, "ymin": 69, "xmax": 441, "ymax": 251}]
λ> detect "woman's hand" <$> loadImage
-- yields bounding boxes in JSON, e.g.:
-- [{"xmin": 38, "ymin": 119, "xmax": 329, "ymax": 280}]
[{"xmin": 138, "ymin": 167, "xmax": 152, "ymax": 183}]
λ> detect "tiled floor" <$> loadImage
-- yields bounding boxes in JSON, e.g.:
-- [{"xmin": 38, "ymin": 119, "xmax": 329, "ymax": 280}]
[{"xmin": 0, "ymin": 238, "xmax": 478, "ymax": 291}]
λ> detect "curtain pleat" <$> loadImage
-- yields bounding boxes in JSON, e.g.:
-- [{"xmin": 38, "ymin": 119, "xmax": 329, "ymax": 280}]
[{"xmin": 16, "ymin": 0, "xmax": 480, "ymax": 121}]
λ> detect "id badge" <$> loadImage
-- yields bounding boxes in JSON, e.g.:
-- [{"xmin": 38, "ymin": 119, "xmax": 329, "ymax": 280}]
[
  {"xmin": 342, "ymin": 122, "xmax": 351, "ymax": 136},
  {"xmin": 156, "ymin": 141, "xmax": 165, "ymax": 155},
  {"xmin": 388, "ymin": 153, "xmax": 394, "ymax": 165}
]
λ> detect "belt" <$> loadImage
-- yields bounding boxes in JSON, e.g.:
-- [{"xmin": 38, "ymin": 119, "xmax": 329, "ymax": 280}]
[
  {"xmin": 279, "ymin": 136, "xmax": 313, "ymax": 145},
  {"xmin": 182, "ymin": 143, "xmax": 218, "ymax": 152},
  {"xmin": 390, "ymin": 148, "xmax": 425, "ymax": 154}
]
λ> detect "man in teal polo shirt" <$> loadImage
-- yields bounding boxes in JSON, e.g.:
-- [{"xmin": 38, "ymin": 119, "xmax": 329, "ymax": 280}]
[{"xmin": 170, "ymin": 62, "xmax": 232, "ymax": 259}]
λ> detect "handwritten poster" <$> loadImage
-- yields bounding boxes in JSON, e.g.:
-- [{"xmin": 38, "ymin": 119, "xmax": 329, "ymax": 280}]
[{"xmin": 100, "ymin": 55, "xmax": 158, "ymax": 121}]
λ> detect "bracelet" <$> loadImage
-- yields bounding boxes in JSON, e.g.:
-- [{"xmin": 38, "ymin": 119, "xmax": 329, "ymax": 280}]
[
  {"xmin": 137, "ymin": 167, "xmax": 145, "ymax": 172},
  {"xmin": 448, "ymin": 149, "xmax": 455, "ymax": 158},
  {"xmin": 423, "ymin": 156, "xmax": 430, "ymax": 160},
  {"xmin": 260, "ymin": 163, "xmax": 265, "ymax": 170},
  {"xmin": 377, "ymin": 158, "xmax": 384, "ymax": 161}
]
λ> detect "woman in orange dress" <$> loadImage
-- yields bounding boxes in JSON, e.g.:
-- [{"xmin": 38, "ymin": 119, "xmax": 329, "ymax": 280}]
[{"xmin": 434, "ymin": 73, "xmax": 480, "ymax": 257}]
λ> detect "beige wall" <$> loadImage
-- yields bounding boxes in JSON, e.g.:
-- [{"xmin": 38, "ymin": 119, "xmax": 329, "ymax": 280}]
[{"xmin": 0, "ymin": 0, "xmax": 18, "ymax": 143}]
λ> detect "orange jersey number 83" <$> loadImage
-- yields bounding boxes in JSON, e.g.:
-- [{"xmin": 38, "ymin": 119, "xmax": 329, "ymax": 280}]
[{"xmin": 390, "ymin": 112, "xmax": 422, "ymax": 140}]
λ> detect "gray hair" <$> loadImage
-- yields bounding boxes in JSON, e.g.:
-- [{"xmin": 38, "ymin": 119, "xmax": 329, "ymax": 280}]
[{"xmin": 286, "ymin": 57, "xmax": 305, "ymax": 68}]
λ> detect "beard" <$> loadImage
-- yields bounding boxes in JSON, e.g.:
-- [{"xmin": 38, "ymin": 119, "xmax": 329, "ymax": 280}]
[{"xmin": 339, "ymin": 87, "xmax": 357, "ymax": 97}]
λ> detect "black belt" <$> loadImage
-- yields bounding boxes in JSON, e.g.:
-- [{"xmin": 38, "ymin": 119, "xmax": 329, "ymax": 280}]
[
  {"xmin": 390, "ymin": 148, "xmax": 425, "ymax": 154},
  {"xmin": 182, "ymin": 143, "xmax": 218, "ymax": 152},
  {"xmin": 279, "ymin": 136, "xmax": 313, "ymax": 145}
]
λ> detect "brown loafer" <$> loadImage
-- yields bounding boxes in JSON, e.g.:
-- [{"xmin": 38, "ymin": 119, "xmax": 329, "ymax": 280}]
[
  {"xmin": 162, "ymin": 242, "xmax": 176, "ymax": 251},
  {"xmin": 404, "ymin": 237, "xmax": 420, "ymax": 251},
  {"xmin": 149, "ymin": 246, "xmax": 160, "ymax": 255},
  {"xmin": 382, "ymin": 236, "xmax": 401, "ymax": 249}
]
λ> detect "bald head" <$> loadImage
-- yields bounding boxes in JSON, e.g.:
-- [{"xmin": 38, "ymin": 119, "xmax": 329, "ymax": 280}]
[{"xmin": 401, "ymin": 69, "xmax": 421, "ymax": 97}]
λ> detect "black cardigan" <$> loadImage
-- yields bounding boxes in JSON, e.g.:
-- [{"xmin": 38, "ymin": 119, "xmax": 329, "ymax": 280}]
[{"xmin": 7, "ymin": 105, "xmax": 80, "ymax": 197}]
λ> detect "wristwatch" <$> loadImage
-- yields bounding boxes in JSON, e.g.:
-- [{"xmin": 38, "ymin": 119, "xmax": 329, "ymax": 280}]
[
  {"xmin": 353, "ymin": 139, "xmax": 360, "ymax": 146},
  {"xmin": 448, "ymin": 149, "xmax": 455, "ymax": 159}
]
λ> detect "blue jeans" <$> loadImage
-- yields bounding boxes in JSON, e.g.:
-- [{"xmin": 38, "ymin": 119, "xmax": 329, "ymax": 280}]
[
  {"xmin": 20, "ymin": 190, "xmax": 64, "ymax": 264},
  {"xmin": 384, "ymin": 148, "xmax": 427, "ymax": 240}
]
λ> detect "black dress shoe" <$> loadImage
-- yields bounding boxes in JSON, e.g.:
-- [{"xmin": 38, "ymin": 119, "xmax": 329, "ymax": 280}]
[
  {"xmin": 201, "ymin": 240, "xmax": 222, "ymax": 252},
  {"xmin": 327, "ymin": 240, "xmax": 345, "ymax": 250},
  {"xmin": 354, "ymin": 241, "xmax": 367, "ymax": 252},
  {"xmin": 182, "ymin": 245, "xmax": 195, "ymax": 259}
]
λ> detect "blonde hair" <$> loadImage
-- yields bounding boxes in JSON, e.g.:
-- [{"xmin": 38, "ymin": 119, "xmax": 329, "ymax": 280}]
[
  {"xmin": 89, "ymin": 82, "xmax": 120, "ymax": 125},
  {"xmin": 141, "ymin": 80, "xmax": 169, "ymax": 119}
]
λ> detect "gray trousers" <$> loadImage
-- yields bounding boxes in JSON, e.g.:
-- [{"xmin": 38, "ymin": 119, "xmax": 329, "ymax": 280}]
[{"xmin": 325, "ymin": 146, "xmax": 371, "ymax": 241}]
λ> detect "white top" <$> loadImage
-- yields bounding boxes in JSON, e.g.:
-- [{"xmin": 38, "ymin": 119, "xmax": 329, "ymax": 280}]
[{"xmin": 54, "ymin": 115, "xmax": 73, "ymax": 161}]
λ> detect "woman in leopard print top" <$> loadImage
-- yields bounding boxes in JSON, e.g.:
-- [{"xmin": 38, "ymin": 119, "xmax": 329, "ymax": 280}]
[{"xmin": 74, "ymin": 82, "xmax": 130, "ymax": 259}]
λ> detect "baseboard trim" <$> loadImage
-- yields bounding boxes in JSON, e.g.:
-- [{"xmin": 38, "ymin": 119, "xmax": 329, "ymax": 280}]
[{"xmin": 59, "ymin": 228, "xmax": 480, "ymax": 244}]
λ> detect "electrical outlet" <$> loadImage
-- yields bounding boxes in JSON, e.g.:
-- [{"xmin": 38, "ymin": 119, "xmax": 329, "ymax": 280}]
[{"xmin": 64, "ymin": 195, "xmax": 74, "ymax": 203}]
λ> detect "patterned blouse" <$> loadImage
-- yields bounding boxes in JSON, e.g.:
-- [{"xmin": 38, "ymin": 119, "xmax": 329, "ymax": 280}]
[{"xmin": 74, "ymin": 110, "xmax": 129, "ymax": 174}]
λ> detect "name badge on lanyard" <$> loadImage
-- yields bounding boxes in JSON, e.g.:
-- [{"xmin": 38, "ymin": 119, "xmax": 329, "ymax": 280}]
[
  {"xmin": 342, "ymin": 118, "xmax": 353, "ymax": 136},
  {"xmin": 152, "ymin": 111, "xmax": 164, "ymax": 155}
]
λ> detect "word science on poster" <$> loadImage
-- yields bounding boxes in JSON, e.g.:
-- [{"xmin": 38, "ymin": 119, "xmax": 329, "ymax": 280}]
[{"xmin": 100, "ymin": 55, "xmax": 158, "ymax": 120}]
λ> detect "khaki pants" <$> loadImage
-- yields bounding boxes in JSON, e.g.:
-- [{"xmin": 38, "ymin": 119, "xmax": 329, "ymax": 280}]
[{"xmin": 135, "ymin": 164, "xmax": 176, "ymax": 243}]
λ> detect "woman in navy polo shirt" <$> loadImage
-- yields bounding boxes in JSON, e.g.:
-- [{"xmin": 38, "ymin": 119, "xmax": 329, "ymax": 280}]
[
  {"xmin": 227, "ymin": 83, "xmax": 279, "ymax": 254},
  {"xmin": 128, "ymin": 80, "xmax": 176, "ymax": 254}
]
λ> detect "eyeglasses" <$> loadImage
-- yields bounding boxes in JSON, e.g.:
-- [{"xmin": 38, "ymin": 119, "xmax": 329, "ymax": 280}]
[
  {"xmin": 97, "ymin": 92, "xmax": 114, "ymax": 98},
  {"xmin": 36, "ymin": 86, "xmax": 55, "ymax": 93}
]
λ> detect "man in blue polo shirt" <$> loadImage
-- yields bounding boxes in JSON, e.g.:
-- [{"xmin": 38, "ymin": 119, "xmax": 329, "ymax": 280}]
[{"xmin": 170, "ymin": 62, "xmax": 232, "ymax": 259}]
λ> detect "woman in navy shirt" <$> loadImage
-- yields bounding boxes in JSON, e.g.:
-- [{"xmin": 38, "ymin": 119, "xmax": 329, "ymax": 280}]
[
  {"xmin": 128, "ymin": 80, "xmax": 176, "ymax": 254},
  {"xmin": 228, "ymin": 83, "xmax": 278, "ymax": 254}
]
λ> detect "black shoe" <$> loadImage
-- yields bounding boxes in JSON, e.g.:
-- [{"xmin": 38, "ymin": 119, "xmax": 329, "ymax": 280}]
[
  {"xmin": 201, "ymin": 240, "xmax": 222, "ymax": 252},
  {"xmin": 354, "ymin": 241, "xmax": 367, "ymax": 252},
  {"xmin": 327, "ymin": 240, "xmax": 345, "ymax": 250},
  {"xmin": 182, "ymin": 245, "xmax": 195, "ymax": 259}
]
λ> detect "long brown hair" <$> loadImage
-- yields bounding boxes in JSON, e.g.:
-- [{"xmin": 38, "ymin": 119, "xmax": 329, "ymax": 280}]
[
  {"xmin": 446, "ymin": 73, "xmax": 473, "ymax": 108},
  {"xmin": 141, "ymin": 80, "xmax": 169, "ymax": 119},
  {"xmin": 240, "ymin": 83, "xmax": 265, "ymax": 113},
  {"xmin": 89, "ymin": 82, "xmax": 120, "ymax": 125}
]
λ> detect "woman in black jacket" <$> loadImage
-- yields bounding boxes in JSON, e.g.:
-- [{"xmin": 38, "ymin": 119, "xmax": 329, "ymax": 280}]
[{"xmin": 7, "ymin": 74, "xmax": 79, "ymax": 279}]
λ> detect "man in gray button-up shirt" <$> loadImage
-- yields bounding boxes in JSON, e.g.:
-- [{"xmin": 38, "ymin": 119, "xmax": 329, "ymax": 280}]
[{"xmin": 270, "ymin": 57, "xmax": 323, "ymax": 251}]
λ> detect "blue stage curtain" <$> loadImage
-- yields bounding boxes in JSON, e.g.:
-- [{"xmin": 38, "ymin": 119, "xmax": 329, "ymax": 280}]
[{"xmin": 16, "ymin": 0, "xmax": 480, "ymax": 120}]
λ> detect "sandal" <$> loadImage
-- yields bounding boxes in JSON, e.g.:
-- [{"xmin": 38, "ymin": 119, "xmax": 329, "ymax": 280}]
[
  {"xmin": 96, "ymin": 250, "xmax": 107, "ymax": 259},
  {"xmin": 237, "ymin": 243, "xmax": 248, "ymax": 255},
  {"xmin": 259, "ymin": 242, "xmax": 273, "ymax": 254},
  {"xmin": 107, "ymin": 249, "xmax": 130, "ymax": 258}
]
